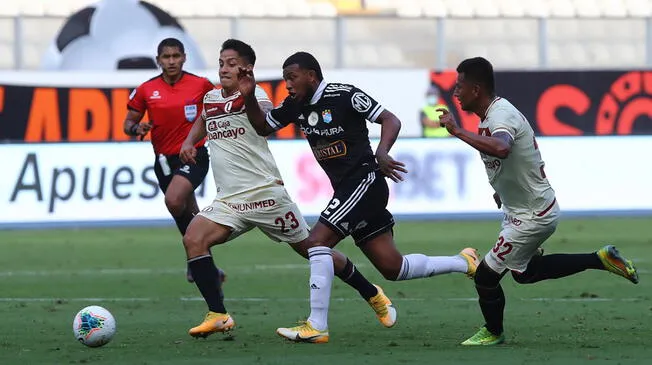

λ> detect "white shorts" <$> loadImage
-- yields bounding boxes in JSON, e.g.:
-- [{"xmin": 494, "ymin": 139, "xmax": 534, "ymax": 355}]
[
  {"xmin": 197, "ymin": 185, "xmax": 310, "ymax": 244},
  {"xmin": 485, "ymin": 199, "xmax": 560, "ymax": 274}
]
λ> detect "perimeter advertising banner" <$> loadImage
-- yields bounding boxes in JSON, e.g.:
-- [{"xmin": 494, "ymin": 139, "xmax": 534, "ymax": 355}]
[
  {"xmin": 1, "ymin": 69, "xmax": 651, "ymax": 143},
  {"xmin": 1, "ymin": 137, "xmax": 650, "ymax": 227}
]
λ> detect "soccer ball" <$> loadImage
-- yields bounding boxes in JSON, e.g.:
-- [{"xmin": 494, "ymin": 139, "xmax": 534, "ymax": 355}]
[
  {"xmin": 41, "ymin": 0, "xmax": 206, "ymax": 70},
  {"xmin": 72, "ymin": 305, "xmax": 116, "ymax": 347}
]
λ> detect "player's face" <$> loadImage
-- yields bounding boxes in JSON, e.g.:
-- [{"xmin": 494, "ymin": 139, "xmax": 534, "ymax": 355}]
[
  {"xmin": 219, "ymin": 49, "xmax": 248, "ymax": 91},
  {"xmin": 283, "ymin": 64, "xmax": 313, "ymax": 103},
  {"xmin": 454, "ymin": 73, "xmax": 480, "ymax": 111},
  {"xmin": 157, "ymin": 46, "xmax": 185, "ymax": 77}
]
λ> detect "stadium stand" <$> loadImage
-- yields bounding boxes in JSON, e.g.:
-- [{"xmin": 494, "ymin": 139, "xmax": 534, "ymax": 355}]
[{"xmin": 0, "ymin": 0, "xmax": 649, "ymax": 69}]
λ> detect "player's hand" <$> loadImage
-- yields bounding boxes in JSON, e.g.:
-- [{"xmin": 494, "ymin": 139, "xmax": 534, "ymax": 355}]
[
  {"xmin": 136, "ymin": 121, "xmax": 152, "ymax": 136},
  {"xmin": 180, "ymin": 140, "xmax": 197, "ymax": 165},
  {"xmin": 237, "ymin": 65, "xmax": 256, "ymax": 97},
  {"xmin": 377, "ymin": 151, "xmax": 408, "ymax": 183},
  {"xmin": 436, "ymin": 108, "xmax": 460, "ymax": 135},
  {"xmin": 493, "ymin": 192, "xmax": 502, "ymax": 209}
]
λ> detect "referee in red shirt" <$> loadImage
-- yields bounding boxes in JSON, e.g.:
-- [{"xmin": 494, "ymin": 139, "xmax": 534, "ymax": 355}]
[{"xmin": 123, "ymin": 38, "xmax": 215, "ymax": 282}]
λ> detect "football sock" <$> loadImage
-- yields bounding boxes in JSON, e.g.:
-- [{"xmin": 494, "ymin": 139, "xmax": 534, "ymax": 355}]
[
  {"xmin": 307, "ymin": 246, "xmax": 334, "ymax": 331},
  {"xmin": 335, "ymin": 258, "xmax": 378, "ymax": 300},
  {"xmin": 477, "ymin": 283, "xmax": 506, "ymax": 336},
  {"xmin": 396, "ymin": 254, "xmax": 468, "ymax": 280},
  {"xmin": 512, "ymin": 253, "xmax": 604, "ymax": 283},
  {"xmin": 475, "ymin": 262, "xmax": 506, "ymax": 336},
  {"xmin": 187, "ymin": 255, "xmax": 226, "ymax": 313}
]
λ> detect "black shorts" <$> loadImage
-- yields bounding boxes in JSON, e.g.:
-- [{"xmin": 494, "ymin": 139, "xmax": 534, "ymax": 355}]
[
  {"xmin": 153, "ymin": 146, "xmax": 209, "ymax": 193},
  {"xmin": 319, "ymin": 169, "xmax": 395, "ymax": 246}
]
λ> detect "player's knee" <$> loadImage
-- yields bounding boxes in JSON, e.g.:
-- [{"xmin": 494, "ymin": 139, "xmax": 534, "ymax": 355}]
[
  {"xmin": 182, "ymin": 232, "xmax": 206, "ymax": 256},
  {"xmin": 511, "ymin": 271, "xmax": 534, "ymax": 284},
  {"xmin": 164, "ymin": 194, "xmax": 186, "ymax": 216}
]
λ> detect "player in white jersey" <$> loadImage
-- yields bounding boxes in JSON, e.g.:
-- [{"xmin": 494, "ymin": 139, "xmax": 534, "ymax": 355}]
[
  {"xmin": 178, "ymin": 39, "xmax": 397, "ymax": 339},
  {"xmin": 438, "ymin": 57, "xmax": 639, "ymax": 346}
]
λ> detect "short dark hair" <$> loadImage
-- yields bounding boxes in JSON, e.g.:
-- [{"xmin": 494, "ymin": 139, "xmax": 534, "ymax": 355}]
[
  {"xmin": 456, "ymin": 57, "xmax": 495, "ymax": 94},
  {"xmin": 220, "ymin": 39, "xmax": 256, "ymax": 65},
  {"xmin": 283, "ymin": 52, "xmax": 323, "ymax": 81},
  {"xmin": 157, "ymin": 38, "xmax": 185, "ymax": 56}
]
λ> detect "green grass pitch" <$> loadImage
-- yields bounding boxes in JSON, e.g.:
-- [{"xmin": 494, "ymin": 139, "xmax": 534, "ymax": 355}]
[{"xmin": 0, "ymin": 218, "xmax": 650, "ymax": 365}]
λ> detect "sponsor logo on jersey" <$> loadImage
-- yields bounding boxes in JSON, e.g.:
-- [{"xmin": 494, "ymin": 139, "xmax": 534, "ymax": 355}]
[
  {"xmin": 483, "ymin": 158, "xmax": 501, "ymax": 170},
  {"xmin": 227, "ymin": 199, "xmax": 276, "ymax": 212},
  {"xmin": 208, "ymin": 127, "xmax": 246, "ymax": 140},
  {"xmin": 322, "ymin": 109, "xmax": 332, "ymax": 124},
  {"xmin": 301, "ymin": 125, "xmax": 344, "ymax": 136},
  {"xmin": 351, "ymin": 92, "xmax": 372, "ymax": 113},
  {"xmin": 308, "ymin": 111, "xmax": 319, "ymax": 126},
  {"xmin": 312, "ymin": 140, "xmax": 347, "ymax": 161},
  {"xmin": 325, "ymin": 84, "xmax": 353, "ymax": 92},
  {"xmin": 150, "ymin": 90, "xmax": 161, "ymax": 99},
  {"xmin": 184, "ymin": 104, "xmax": 197, "ymax": 122}
]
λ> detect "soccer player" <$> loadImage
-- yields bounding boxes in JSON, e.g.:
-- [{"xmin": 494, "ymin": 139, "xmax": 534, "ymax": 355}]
[
  {"xmin": 437, "ymin": 57, "xmax": 639, "ymax": 346},
  {"xmin": 238, "ymin": 52, "xmax": 480, "ymax": 343},
  {"xmin": 124, "ymin": 38, "xmax": 216, "ymax": 282},
  {"xmin": 179, "ymin": 39, "xmax": 397, "ymax": 339}
]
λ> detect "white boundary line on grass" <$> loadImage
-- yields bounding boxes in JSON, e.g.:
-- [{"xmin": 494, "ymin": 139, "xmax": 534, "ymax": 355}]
[{"xmin": 0, "ymin": 297, "xmax": 645, "ymax": 303}]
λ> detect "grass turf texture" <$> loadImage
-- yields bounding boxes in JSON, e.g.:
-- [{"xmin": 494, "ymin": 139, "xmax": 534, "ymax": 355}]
[{"xmin": 0, "ymin": 218, "xmax": 650, "ymax": 365}]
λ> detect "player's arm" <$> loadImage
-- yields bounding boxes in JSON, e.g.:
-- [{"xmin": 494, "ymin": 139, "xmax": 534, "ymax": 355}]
[
  {"xmin": 180, "ymin": 111, "xmax": 207, "ymax": 164},
  {"xmin": 237, "ymin": 66, "xmax": 282, "ymax": 136},
  {"xmin": 375, "ymin": 110, "xmax": 408, "ymax": 182},
  {"xmin": 438, "ymin": 109, "xmax": 513, "ymax": 158}
]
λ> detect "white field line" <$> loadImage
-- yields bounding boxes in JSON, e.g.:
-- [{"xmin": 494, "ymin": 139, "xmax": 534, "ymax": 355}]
[{"xmin": 0, "ymin": 297, "xmax": 646, "ymax": 303}]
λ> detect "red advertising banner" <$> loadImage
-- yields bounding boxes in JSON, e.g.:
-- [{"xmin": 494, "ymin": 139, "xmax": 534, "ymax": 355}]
[{"xmin": 430, "ymin": 70, "xmax": 652, "ymax": 136}]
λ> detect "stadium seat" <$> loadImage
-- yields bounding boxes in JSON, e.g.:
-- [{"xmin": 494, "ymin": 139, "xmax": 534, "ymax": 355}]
[
  {"xmin": 472, "ymin": 0, "xmax": 501, "ymax": 17},
  {"xmin": 18, "ymin": 1, "xmax": 46, "ymax": 16},
  {"xmin": 549, "ymin": 0, "xmax": 577, "ymax": 17},
  {"xmin": 396, "ymin": 0, "xmax": 423, "ymax": 17},
  {"xmin": 598, "ymin": 0, "xmax": 628, "ymax": 17},
  {"xmin": 0, "ymin": 44, "xmax": 14, "ymax": 68},
  {"xmin": 447, "ymin": 0, "xmax": 474, "ymax": 17},
  {"xmin": 309, "ymin": 1, "xmax": 338, "ymax": 16},
  {"xmin": 496, "ymin": 0, "xmax": 526, "ymax": 17},
  {"xmin": 523, "ymin": 0, "xmax": 552, "ymax": 17},
  {"xmin": 625, "ymin": 0, "xmax": 652, "ymax": 16},
  {"xmin": 574, "ymin": 0, "xmax": 602, "ymax": 17},
  {"xmin": 422, "ymin": 0, "xmax": 448, "ymax": 17}
]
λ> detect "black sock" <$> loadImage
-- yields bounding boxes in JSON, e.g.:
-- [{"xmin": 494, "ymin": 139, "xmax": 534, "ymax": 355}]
[
  {"xmin": 513, "ymin": 253, "xmax": 603, "ymax": 284},
  {"xmin": 173, "ymin": 211, "xmax": 195, "ymax": 235},
  {"xmin": 335, "ymin": 259, "xmax": 378, "ymax": 300},
  {"xmin": 188, "ymin": 255, "xmax": 226, "ymax": 313},
  {"xmin": 475, "ymin": 262, "xmax": 506, "ymax": 336},
  {"xmin": 477, "ymin": 284, "xmax": 505, "ymax": 336}
]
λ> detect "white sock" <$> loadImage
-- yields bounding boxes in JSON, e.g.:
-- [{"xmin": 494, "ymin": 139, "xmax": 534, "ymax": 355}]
[
  {"xmin": 306, "ymin": 246, "xmax": 333, "ymax": 331},
  {"xmin": 396, "ymin": 254, "xmax": 468, "ymax": 280}
]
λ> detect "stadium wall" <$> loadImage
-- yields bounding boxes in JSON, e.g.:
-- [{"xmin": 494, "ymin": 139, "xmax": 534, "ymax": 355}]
[{"xmin": 1, "ymin": 137, "xmax": 651, "ymax": 229}]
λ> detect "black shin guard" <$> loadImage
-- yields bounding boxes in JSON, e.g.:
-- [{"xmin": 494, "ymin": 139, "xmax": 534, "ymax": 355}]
[
  {"xmin": 188, "ymin": 255, "xmax": 226, "ymax": 313},
  {"xmin": 474, "ymin": 262, "xmax": 506, "ymax": 336}
]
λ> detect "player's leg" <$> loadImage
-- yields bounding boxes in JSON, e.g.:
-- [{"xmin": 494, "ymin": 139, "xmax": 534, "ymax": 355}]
[
  {"xmin": 183, "ymin": 202, "xmax": 249, "ymax": 338},
  {"xmin": 462, "ymin": 215, "xmax": 546, "ymax": 346},
  {"xmin": 358, "ymin": 221, "xmax": 478, "ymax": 281},
  {"xmin": 349, "ymin": 173, "xmax": 477, "ymax": 281},
  {"xmin": 512, "ymin": 246, "xmax": 638, "ymax": 284},
  {"xmin": 289, "ymin": 240, "xmax": 395, "ymax": 328}
]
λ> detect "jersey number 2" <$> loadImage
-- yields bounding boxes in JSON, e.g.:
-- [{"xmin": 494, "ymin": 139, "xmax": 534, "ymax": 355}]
[{"xmin": 275, "ymin": 211, "xmax": 299, "ymax": 233}]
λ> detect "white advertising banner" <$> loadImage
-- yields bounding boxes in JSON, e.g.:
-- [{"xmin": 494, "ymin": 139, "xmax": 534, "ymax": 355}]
[{"xmin": 1, "ymin": 137, "xmax": 651, "ymax": 227}]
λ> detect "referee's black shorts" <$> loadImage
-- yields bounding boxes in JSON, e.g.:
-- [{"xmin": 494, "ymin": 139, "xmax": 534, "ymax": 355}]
[{"xmin": 153, "ymin": 146, "xmax": 209, "ymax": 193}]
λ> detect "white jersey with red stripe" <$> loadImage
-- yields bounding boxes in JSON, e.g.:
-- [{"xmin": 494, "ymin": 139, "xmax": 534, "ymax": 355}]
[
  {"xmin": 202, "ymin": 85, "xmax": 284, "ymax": 200},
  {"xmin": 478, "ymin": 97, "xmax": 556, "ymax": 218}
]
